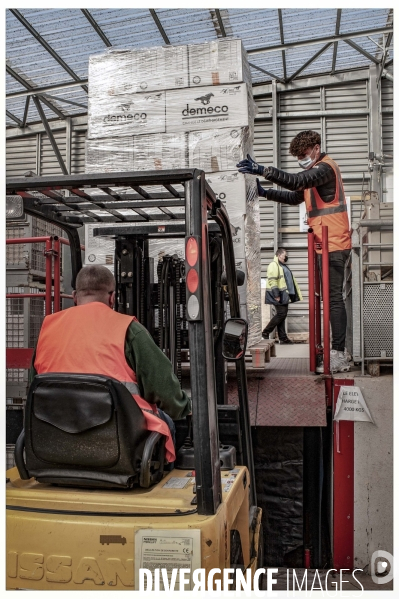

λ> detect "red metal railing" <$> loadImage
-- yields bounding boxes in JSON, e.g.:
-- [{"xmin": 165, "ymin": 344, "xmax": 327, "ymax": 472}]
[
  {"xmin": 308, "ymin": 225, "xmax": 330, "ymax": 376},
  {"xmin": 6, "ymin": 235, "xmax": 84, "ymax": 369}
]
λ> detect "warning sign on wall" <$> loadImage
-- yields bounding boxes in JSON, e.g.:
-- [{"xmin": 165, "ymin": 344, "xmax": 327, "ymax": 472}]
[{"xmin": 334, "ymin": 386, "xmax": 374, "ymax": 423}]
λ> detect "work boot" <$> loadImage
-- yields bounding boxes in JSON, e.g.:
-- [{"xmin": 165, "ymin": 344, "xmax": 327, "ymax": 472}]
[{"xmin": 279, "ymin": 338, "xmax": 294, "ymax": 345}]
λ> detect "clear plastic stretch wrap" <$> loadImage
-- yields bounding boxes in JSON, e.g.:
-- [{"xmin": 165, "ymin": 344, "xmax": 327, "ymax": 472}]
[
  {"xmin": 85, "ymin": 37, "xmax": 262, "ymax": 347},
  {"xmin": 165, "ymin": 83, "xmax": 255, "ymax": 133},
  {"xmin": 189, "ymin": 127, "xmax": 252, "ymax": 172},
  {"xmin": 87, "ymin": 91, "xmax": 166, "ymax": 139},
  {"xmin": 86, "ymin": 134, "xmax": 187, "ymax": 173},
  {"xmin": 241, "ymin": 176, "xmax": 262, "ymax": 348},
  {"xmin": 206, "ymin": 172, "xmax": 261, "ymax": 346},
  {"xmin": 188, "ymin": 39, "xmax": 252, "ymax": 88},
  {"xmin": 205, "ymin": 171, "xmax": 246, "ymax": 255},
  {"xmin": 89, "ymin": 46, "xmax": 189, "ymax": 96},
  {"xmin": 88, "ymin": 39, "xmax": 251, "ymax": 97},
  {"xmin": 87, "ymin": 83, "xmax": 255, "ymax": 139},
  {"xmin": 85, "ymin": 127, "xmax": 251, "ymax": 174}
]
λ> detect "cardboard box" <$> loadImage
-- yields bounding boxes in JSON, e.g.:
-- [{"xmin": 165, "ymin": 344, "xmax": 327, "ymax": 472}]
[
  {"xmin": 189, "ymin": 127, "xmax": 251, "ymax": 172},
  {"xmin": 205, "ymin": 171, "xmax": 260, "ymax": 259},
  {"xmin": 84, "ymin": 223, "xmax": 116, "ymax": 266},
  {"xmin": 85, "ymin": 137, "xmax": 134, "ymax": 173},
  {"xmin": 88, "ymin": 46, "xmax": 188, "ymax": 96},
  {"xmin": 235, "ymin": 256, "xmax": 262, "ymax": 347},
  {"xmin": 87, "ymin": 91, "xmax": 166, "ymax": 139},
  {"xmin": 166, "ymin": 84, "xmax": 250, "ymax": 133},
  {"xmin": 86, "ymin": 133, "xmax": 187, "ymax": 173},
  {"xmin": 188, "ymin": 39, "xmax": 251, "ymax": 87},
  {"xmin": 134, "ymin": 133, "xmax": 187, "ymax": 171},
  {"xmin": 133, "ymin": 45, "xmax": 189, "ymax": 92},
  {"xmin": 205, "ymin": 171, "xmax": 246, "ymax": 210},
  {"xmin": 89, "ymin": 50, "xmax": 134, "ymax": 97}
]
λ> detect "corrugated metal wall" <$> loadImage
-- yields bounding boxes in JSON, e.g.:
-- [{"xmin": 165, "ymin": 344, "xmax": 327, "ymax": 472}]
[
  {"xmin": 381, "ymin": 67, "xmax": 393, "ymax": 203},
  {"xmin": 71, "ymin": 129, "xmax": 87, "ymax": 174},
  {"xmin": 40, "ymin": 131, "xmax": 67, "ymax": 176},
  {"xmin": 6, "ymin": 135, "xmax": 37, "ymax": 177}
]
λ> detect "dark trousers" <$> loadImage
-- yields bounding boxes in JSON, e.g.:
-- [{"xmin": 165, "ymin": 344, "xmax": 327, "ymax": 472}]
[
  {"xmin": 263, "ymin": 303, "xmax": 289, "ymax": 340},
  {"xmin": 318, "ymin": 249, "xmax": 350, "ymax": 352}
]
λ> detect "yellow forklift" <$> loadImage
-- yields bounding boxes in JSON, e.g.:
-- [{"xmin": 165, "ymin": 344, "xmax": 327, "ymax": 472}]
[{"xmin": 6, "ymin": 169, "xmax": 263, "ymax": 590}]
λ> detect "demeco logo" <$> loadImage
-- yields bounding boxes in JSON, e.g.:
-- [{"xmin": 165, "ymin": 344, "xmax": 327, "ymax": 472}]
[
  {"xmin": 182, "ymin": 92, "xmax": 229, "ymax": 117},
  {"xmin": 104, "ymin": 103, "xmax": 147, "ymax": 123}
]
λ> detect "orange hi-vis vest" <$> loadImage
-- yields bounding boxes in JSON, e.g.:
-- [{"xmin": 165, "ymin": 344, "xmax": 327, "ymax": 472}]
[
  {"xmin": 34, "ymin": 302, "xmax": 175, "ymax": 462},
  {"xmin": 304, "ymin": 155, "xmax": 352, "ymax": 254}
]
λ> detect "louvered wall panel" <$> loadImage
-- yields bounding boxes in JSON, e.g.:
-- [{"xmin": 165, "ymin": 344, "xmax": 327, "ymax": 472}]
[
  {"xmin": 6, "ymin": 136, "xmax": 37, "ymax": 177},
  {"xmin": 71, "ymin": 129, "xmax": 87, "ymax": 174},
  {"xmin": 381, "ymin": 74, "xmax": 393, "ymax": 157},
  {"xmin": 381, "ymin": 69, "xmax": 393, "ymax": 203},
  {"xmin": 325, "ymin": 117, "xmax": 369, "ymax": 175},
  {"xmin": 325, "ymin": 81, "xmax": 368, "ymax": 111},
  {"xmin": 279, "ymin": 89, "xmax": 321, "ymax": 113},
  {"xmin": 40, "ymin": 131, "xmax": 67, "ymax": 176},
  {"xmin": 255, "ymin": 95, "xmax": 273, "ymax": 120}
]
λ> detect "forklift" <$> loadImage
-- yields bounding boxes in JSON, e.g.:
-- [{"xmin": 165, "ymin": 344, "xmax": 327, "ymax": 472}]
[{"xmin": 6, "ymin": 169, "xmax": 263, "ymax": 590}]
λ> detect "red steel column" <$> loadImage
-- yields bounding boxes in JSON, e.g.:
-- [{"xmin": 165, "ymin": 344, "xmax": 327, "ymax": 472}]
[
  {"xmin": 45, "ymin": 237, "xmax": 53, "ymax": 315},
  {"xmin": 308, "ymin": 229, "xmax": 316, "ymax": 372},
  {"xmin": 321, "ymin": 226, "xmax": 330, "ymax": 375},
  {"xmin": 333, "ymin": 378, "xmax": 354, "ymax": 570},
  {"xmin": 315, "ymin": 258, "xmax": 321, "ymax": 347},
  {"xmin": 53, "ymin": 237, "xmax": 61, "ymax": 313}
]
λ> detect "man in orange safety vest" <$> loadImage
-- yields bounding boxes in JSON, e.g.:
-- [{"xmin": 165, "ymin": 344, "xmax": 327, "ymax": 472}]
[
  {"xmin": 32, "ymin": 265, "xmax": 192, "ymax": 463},
  {"xmin": 237, "ymin": 130, "xmax": 351, "ymax": 374}
]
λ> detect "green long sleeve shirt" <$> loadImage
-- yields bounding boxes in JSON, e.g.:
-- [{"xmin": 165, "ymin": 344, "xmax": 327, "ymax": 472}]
[
  {"xmin": 124, "ymin": 320, "xmax": 191, "ymax": 420},
  {"xmin": 30, "ymin": 319, "xmax": 191, "ymax": 421}
]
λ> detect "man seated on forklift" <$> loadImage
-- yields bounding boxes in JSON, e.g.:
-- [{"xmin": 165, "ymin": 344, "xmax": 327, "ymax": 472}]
[{"xmin": 30, "ymin": 265, "xmax": 191, "ymax": 464}]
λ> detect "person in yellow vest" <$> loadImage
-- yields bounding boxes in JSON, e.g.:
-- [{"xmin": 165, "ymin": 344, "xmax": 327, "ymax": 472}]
[
  {"xmin": 32, "ymin": 265, "xmax": 192, "ymax": 463},
  {"xmin": 237, "ymin": 130, "xmax": 351, "ymax": 373},
  {"xmin": 263, "ymin": 248, "xmax": 303, "ymax": 344}
]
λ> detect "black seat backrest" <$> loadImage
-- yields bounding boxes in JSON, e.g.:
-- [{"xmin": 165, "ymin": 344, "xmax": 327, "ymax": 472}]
[{"xmin": 23, "ymin": 373, "xmax": 150, "ymax": 489}]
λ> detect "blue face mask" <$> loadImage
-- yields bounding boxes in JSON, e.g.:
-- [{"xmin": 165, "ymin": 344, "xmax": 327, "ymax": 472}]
[{"xmin": 298, "ymin": 146, "xmax": 318, "ymax": 169}]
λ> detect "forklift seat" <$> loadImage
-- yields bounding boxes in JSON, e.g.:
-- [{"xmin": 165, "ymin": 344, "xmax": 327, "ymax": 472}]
[{"xmin": 14, "ymin": 373, "xmax": 166, "ymax": 489}]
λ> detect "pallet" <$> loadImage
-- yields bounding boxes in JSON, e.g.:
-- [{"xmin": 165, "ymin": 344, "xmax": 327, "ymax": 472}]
[{"xmin": 247, "ymin": 339, "xmax": 276, "ymax": 368}]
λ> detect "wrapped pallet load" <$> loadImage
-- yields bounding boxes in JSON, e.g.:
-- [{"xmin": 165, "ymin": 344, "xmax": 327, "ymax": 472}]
[{"xmin": 85, "ymin": 38, "xmax": 261, "ymax": 346}]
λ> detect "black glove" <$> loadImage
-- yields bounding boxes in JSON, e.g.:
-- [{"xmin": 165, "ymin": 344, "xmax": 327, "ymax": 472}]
[
  {"xmin": 256, "ymin": 178, "xmax": 267, "ymax": 198},
  {"xmin": 236, "ymin": 154, "xmax": 265, "ymax": 176}
]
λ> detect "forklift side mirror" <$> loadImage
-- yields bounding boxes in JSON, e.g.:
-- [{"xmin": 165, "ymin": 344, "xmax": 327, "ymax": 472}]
[{"xmin": 222, "ymin": 318, "xmax": 248, "ymax": 361}]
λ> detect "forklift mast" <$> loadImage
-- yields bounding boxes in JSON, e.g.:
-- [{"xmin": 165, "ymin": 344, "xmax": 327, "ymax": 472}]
[{"xmin": 6, "ymin": 168, "xmax": 256, "ymax": 516}]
